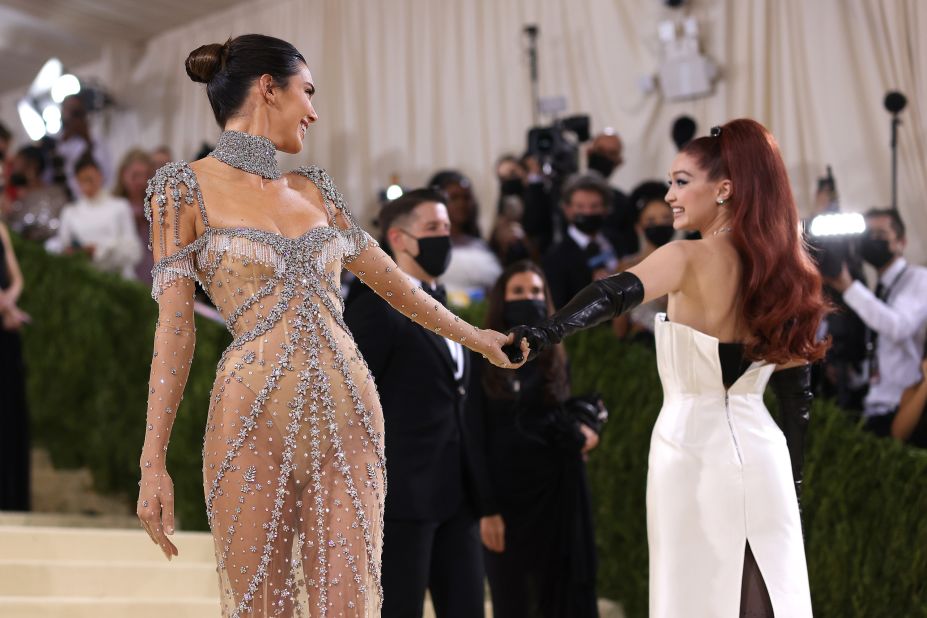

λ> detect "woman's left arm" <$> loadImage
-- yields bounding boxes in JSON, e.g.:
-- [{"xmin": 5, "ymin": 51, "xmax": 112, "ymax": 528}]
[
  {"xmin": 0, "ymin": 222, "xmax": 24, "ymax": 308},
  {"xmin": 346, "ymin": 241, "xmax": 522, "ymax": 368}
]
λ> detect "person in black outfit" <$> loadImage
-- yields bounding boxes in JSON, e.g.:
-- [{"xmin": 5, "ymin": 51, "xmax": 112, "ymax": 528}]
[
  {"xmin": 0, "ymin": 221, "xmax": 31, "ymax": 511},
  {"xmin": 344, "ymin": 189, "xmax": 492, "ymax": 618},
  {"xmin": 543, "ymin": 173, "xmax": 624, "ymax": 309},
  {"xmin": 586, "ymin": 130, "xmax": 638, "ymax": 258},
  {"xmin": 470, "ymin": 260, "xmax": 600, "ymax": 618}
]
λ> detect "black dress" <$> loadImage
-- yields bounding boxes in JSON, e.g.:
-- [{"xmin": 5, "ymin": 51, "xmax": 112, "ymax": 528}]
[
  {"xmin": 0, "ymin": 232, "xmax": 30, "ymax": 511},
  {"xmin": 469, "ymin": 360, "xmax": 598, "ymax": 618}
]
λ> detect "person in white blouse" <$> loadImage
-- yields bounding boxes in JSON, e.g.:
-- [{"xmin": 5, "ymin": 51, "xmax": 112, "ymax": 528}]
[
  {"xmin": 825, "ymin": 208, "xmax": 927, "ymax": 435},
  {"xmin": 45, "ymin": 152, "xmax": 143, "ymax": 279}
]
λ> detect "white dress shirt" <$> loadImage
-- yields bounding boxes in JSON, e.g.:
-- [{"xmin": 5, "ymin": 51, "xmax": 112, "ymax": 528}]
[
  {"xmin": 46, "ymin": 192, "xmax": 144, "ymax": 279},
  {"xmin": 442, "ymin": 237, "xmax": 502, "ymax": 297},
  {"xmin": 843, "ymin": 257, "xmax": 927, "ymax": 416},
  {"xmin": 406, "ymin": 275, "xmax": 465, "ymax": 380},
  {"xmin": 567, "ymin": 224, "xmax": 619, "ymax": 272},
  {"xmin": 56, "ymin": 135, "xmax": 113, "ymax": 200}
]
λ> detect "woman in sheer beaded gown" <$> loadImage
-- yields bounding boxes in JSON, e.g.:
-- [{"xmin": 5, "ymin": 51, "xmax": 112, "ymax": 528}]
[
  {"xmin": 505, "ymin": 119, "xmax": 828, "ymax": 617},
  {"xmin": 135, "ymin": 35, "xmax": 525, "ymax": 618}
]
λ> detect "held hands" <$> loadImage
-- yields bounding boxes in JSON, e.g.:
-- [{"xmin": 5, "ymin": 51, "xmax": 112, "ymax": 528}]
[
  {"xmin": 502, "ymin": 325, "xmax": 548, "ymax": 363},
  {"xmin": 480, "ymin": 329, "xmax": 529, "ymax": 369},
  {"xmin": 137, "ymin": 468, "xmax": 179, "ymax": 561}
]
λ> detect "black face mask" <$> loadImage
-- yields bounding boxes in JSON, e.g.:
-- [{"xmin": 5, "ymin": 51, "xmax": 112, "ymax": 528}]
[
  {"xmin": 573, "ymin": 213, "xmax": 606, "ymax": 235},
  {"xmin": 644, "ymin": 224, "xmax": 675, "ymax": 247},
  {"xmin": 500, "ymin": 178, "xmax": 523, "ymax": 198},
  {"xmin": 503, "ymin": 299, "xmax": 548, "ymax": 330},
  {"xmin": 407, "ymin": 233, "xmax": 452, "ymax": 277},
  {"xmin": 9, "ymin": 172, "xmax": 28, "ymax": 188},
  {"xmin": 860, "ymin": 237, "xmax": 895, "ymax": 269},
  {"xmin": 587, "ymin": 152, "xmax": 617, "ymax": 178}
]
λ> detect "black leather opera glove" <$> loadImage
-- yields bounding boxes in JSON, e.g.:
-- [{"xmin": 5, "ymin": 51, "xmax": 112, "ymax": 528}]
[
  {"xmin": 769, "ymin": 364, "xmax": 813, "ymax": 503},
  {"xmin": 503, "ymin": 272, "xmax": 645, "ymax": 363}
]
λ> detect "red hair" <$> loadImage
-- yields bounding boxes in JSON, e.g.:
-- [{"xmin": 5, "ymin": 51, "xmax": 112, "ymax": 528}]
[{"xmin": 681, "ymin": 119, "xmax": 829, "ymax": 364}]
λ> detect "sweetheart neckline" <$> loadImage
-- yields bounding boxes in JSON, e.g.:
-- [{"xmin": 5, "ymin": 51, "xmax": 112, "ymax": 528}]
[{"xmin": 203, "ymin": 223, "xmax": 340, "ymax": 243}]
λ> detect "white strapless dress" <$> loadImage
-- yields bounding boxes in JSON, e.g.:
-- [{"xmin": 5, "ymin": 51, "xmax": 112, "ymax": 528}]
[{"xmin": 646, "ymin": 313, "xmax": 813, "ymax": 617}]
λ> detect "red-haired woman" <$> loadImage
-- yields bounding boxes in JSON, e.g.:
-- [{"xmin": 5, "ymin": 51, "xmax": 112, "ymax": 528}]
[{"xmin": 506, "ymin": 119, "xmax": 827, "ymax": 617}]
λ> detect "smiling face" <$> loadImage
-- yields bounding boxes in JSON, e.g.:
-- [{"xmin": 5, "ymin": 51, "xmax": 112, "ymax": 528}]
[
  {"xmin": 264, "ymin": 63, "xmax": 318, "ymax": 154},
  {"xmin": 665, "ymin": 152, "xmax": 732, "ymax": 231}
]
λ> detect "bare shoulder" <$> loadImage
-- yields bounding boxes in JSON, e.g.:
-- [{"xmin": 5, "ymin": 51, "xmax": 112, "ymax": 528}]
[{"xmin": 284, "ymin": 167, "xmax": 325, "ymax": 200}]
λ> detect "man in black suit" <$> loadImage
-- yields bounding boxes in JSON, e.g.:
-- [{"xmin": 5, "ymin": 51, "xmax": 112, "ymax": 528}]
[
  {"xmin": 344, "ymin": 189, "xmax": 491, "ymax": 618},
  {"xmin": 543, "ymin": 173, "xmax": 625, "ymax": 308}
]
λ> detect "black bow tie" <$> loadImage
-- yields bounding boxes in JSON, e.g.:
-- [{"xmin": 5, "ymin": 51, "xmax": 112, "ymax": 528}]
[{"xmin": 422, "ymin": 283, "xmax": 448, "ymax": 307}]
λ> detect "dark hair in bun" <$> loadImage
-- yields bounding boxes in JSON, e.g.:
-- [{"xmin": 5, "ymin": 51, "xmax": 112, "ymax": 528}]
[
  {"xmin": 185, "ymin": 40, "xmax": 229, "ymax": 84},
  {"xmin": 184, "ymin": 34, "xmax": 307, "ymax": 127}
]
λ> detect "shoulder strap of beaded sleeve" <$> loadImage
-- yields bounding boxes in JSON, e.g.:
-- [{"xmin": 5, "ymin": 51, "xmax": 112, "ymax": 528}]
[
  {"xmin": 290, "ymin": 165, "xmax": 372, "ymax": 261},
  {"xmin": 144, "ymin": 161, "xmax": 209, "ymax": 256},
  {"xmin": 144, "ymin": 161, "xmax": 209, "ymax": 299}
]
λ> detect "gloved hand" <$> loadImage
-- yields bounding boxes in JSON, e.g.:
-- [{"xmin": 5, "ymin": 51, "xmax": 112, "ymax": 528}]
[{"xmin": 503, "ymin": 272, "xmax": 645, "ymax": 363}]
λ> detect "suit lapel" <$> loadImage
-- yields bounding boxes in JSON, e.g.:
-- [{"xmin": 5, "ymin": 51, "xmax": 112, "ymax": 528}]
[{"xmin": 418, "ymin": 326, "xmax": 457, "ymax": 379}]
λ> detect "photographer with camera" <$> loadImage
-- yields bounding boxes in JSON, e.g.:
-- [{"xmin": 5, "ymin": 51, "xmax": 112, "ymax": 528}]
[
  {"xmin": 807, "ymin": 171, "xmax": 869, "ymax": 409},
  {"xmin": 825, "ymin": 208, "xmax": 927, "ymax": 435},
  {"xmin": 470, "ymin": 260, "xmax": 600, "ymax": 618},
  {"xmin": 543, "ymin": 172, "xmax": 622, "ymax": 309}
]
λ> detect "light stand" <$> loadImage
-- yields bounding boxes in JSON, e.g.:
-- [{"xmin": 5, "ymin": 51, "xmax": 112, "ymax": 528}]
[
  {"xmin": 883, "ymin": 91, "xmax": 907, "ymax": 213},
  {"xmin": 524, "ymin": 25, "xmax": 540, "ymax": 125}
]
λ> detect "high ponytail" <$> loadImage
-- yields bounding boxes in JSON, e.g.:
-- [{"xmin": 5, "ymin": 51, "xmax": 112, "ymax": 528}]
[{"xmin": 681, "ymin": 119, "xmax": 829, "ymax": 364}]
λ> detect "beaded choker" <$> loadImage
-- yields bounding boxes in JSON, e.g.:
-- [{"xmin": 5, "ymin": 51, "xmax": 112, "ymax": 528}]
[{"xmin": 209, "ymin": 130, "xmax": 281, "ymax": 180}]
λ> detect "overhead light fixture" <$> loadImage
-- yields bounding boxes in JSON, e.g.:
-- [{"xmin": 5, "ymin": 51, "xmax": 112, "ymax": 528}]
[
  {"xmin": 18, "ymin": 100, "xmax": 46, "ymax": 140},
  {"xmin": 385, "ymin": 184, "xmax": 403, "ymax": 201},
  {"xmin": 18, "ymin": 57, "xmax": 84, "ymax": 140},
  {"xmin": 51, "ymin": 74, "xmax": 81, "ymax": 103},
  {"xmin": 29, "ymin": 58, "xmax": 63, "ymax": 96},
  {"xmin": 640, "ymin": 16, "xmax": 719, "ymax": 101}
]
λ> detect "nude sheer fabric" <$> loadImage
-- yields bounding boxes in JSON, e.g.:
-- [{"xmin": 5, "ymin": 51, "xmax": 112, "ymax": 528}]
[{"xmin": 138, "ymin": 162, "xmax": 488, "ymax": 617}]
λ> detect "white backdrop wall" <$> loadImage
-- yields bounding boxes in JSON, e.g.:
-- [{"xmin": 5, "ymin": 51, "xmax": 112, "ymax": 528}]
[{"xmin": 3, "ymin": 0, "xmax": 925, "ymax": 262}]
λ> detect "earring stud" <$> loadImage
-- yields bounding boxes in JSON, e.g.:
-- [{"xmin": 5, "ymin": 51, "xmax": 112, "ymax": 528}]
[{"xmin": 716, "ymin": 198, "xmax": 726, "ymax": 205}]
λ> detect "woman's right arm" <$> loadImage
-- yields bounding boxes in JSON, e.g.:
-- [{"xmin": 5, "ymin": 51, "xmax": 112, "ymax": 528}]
[
  {"xmin": 892, "ymin": 361, "xmax": 927, "ymax": 442},
  {"xmin": 136, "ymin": 169, "xmax": 202, "ymax": 560}
]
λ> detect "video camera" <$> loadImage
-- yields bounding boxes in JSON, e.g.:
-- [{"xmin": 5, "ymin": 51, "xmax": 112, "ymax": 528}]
[
  {"xmin": 805, "ymin": 167, "xmax": 864, "ymax": 279},
  {"xmin": 525, "ymin": 114, "xmax": 590, "ymax": 182}
]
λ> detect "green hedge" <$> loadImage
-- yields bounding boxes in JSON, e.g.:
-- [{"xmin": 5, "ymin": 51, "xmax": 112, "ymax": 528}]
[
  {"xmin": 14, "ymin": 237, "xmax": 927, "ymax": 617},
  {"xmin": 14, "ymin": 236, "xmax": 228, "ymax": 531}
]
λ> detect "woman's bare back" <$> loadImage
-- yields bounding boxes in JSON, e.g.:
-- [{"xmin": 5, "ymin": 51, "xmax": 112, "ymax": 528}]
[{"xmin": 668, "ymin": 236, "xmax": 748, "ymax": 343}]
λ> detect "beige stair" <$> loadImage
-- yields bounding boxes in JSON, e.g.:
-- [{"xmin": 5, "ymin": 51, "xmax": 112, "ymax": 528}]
[
  {"xmin": 0, "ymin": 524, "xmax": 219, "ymax": 617},
  {"xmin": 0, "ymin": 522, "xmax": 625, "ymax": 617}
]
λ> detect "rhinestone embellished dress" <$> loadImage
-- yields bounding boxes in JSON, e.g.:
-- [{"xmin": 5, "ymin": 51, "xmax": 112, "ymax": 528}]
[{"xmin": 140, "ymin": 153, "xmax": 486, "ymax": 617}]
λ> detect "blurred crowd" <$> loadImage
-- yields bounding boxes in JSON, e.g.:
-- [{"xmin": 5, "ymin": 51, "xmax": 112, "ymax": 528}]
[{"xmin": 0, "ymin": 96, "xmax": 166, "ymax": 284}]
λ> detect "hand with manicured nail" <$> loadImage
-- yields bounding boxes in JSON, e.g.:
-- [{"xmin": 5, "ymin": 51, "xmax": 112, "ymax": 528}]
[{"xmin": 137, "ymin": 469, "xmax": 179, "ymax": 560}]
